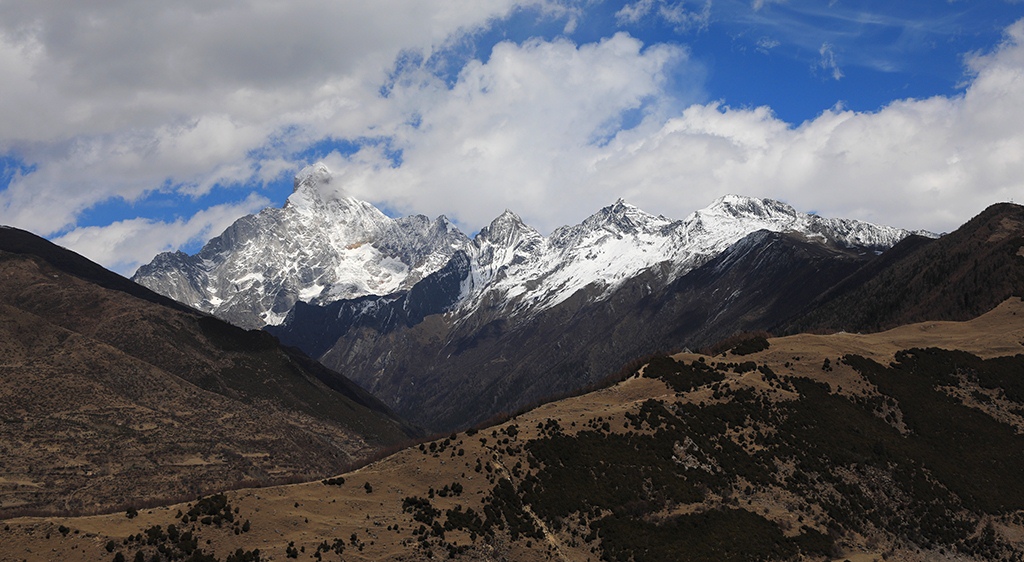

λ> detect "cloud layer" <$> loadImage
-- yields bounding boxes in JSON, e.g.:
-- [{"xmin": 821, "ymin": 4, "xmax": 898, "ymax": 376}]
[
  {"xmin": 0, "ymin": 0, "xmax": 562, "ymax": 239},
  {"xmin": 331, "ymin": 18, "xmax": 1024, "ymax": 237},
  {"xmin": 0, "ymin": 2, "xmax": 1022, "ymax": 276}
]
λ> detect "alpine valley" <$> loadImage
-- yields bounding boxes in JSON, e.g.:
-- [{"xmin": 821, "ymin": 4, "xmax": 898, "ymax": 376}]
[
  {"xmin": 3, "ymin": 163, "xmax": 1024, "ymax": 562},
  {"xmin": 134, "ymin": 163, "xmax": 936, "ymax": 432}
]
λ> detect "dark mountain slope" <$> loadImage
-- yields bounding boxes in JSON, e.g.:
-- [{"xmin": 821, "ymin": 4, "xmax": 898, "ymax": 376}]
[
  {"xmin": 307, "ymin": 230, "xmax": 875, "ymax": 432},
  {"xmin": 267, "ymin": 250, "xmax": 472, "ymax": 358},
  {"xmin": 786, "ymin": 202, "xmax": 1024, "ymax": 334},
  {"xmin": 0, "ymin": 225, "xmax": 194, "ymax": 313},
  {"xmin": 0, "ymin": 227, "xmax": 416, "ymax": 515}
]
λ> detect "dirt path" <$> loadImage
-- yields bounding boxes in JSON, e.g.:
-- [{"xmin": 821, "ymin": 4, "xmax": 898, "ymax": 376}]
[{"xmin": 491, "ymin": 459, "xmax": 571, "ymax": 562}]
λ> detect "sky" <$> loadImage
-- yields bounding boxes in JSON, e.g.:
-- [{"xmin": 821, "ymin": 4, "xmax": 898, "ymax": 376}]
[{"xmin": 0, "ymin": 1, "xmax": 1022, "ymax": 275}]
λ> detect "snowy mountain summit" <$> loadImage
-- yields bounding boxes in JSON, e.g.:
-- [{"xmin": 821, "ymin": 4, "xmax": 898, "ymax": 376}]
[
  {"xmin": 133, "ymin": 163, "xmax": 931, "ymax": 329},
  {"xmin": 133, "ymin": 162, "xmax": 470, "ymax": 328}
]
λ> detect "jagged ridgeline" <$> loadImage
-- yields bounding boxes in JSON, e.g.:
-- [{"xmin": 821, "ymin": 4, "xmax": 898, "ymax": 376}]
[
  {"xmin": 7, "ymin": 299, "xmax": 1024, "ymax": 561},
  {"xmin": 134, "ymin": 162, "xmax": 933, "ymax": 432}
]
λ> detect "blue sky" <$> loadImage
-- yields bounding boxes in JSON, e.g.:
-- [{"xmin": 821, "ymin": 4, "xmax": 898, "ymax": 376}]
[{"xmin": 0, "ymin": 0, "xmax": 1022, "ymax": 274}]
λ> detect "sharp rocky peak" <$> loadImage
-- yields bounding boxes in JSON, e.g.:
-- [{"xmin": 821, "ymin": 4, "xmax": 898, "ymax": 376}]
[
  {"xmin": 584, "ymin": 198, "xmax": 664, "ymax": 233},
  {"xmin": 476, "ymin": 209, "xmax": 538, "ymax": 246},
  {"xmin": 294, "ymin": 162, "xmax": 333, "ymax": 192},
  {"xmin": 703, "ymin": 194, "xmax": 799, "ymax": 221},
  {"xmin": 286, "ymin": 161, "xmax": 362, "ymax": 211}
]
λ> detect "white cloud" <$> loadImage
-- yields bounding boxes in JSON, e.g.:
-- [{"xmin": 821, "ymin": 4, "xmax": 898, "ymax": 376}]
[
  {"xmin": 327, "ymin": 18, "xmax": 1024, "ymax": 236},
  {"xmin": 616, "ymin": 0, "xmax": 712, "ymax": 32},
  {"xmin": 616, "ymin": 0, "xmax": 657, "ymax": 24},
  {"xmin": 53, "ymin": 193, "xmax": 270, "ymax": 276},
  {"xmin": 756, "ymin": 37, "xmax": 780, "ymax": 53},
  {"xmin": 817, "ymin": 42, "xmax": 844, "ymax": 80},
  {"xmin": 588, "ymin": 20, "xmax": 1024, "ymax": 232},
  {"xmin": 660, "ymin": 1, "xmax": 712, "ymax": 32},
  {"xmin": 751, "ymin": 0, "xmax": 785, "ymax": 11},
  {"xmin": 326, "ymin": 33, "xmax": 701, "ymax": 232},
  {"xmin": 2, "ymin": 1, "xmax": 1023, "ymax": 275},
  {"xmin": 0, "ymin": 0, "xmax": 564, "ymax": 236}
]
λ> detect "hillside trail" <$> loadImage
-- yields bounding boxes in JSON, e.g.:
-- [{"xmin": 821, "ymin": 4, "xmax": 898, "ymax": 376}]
[{"xmin": 491, "ymin": 459, "xmax": 571, "ymax": 562}]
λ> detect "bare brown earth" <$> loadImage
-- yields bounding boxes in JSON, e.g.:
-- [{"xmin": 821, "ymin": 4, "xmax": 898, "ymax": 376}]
[
  {"xmin": 0, "ymin": 239, "xmax": 415, "ymax": 517},
  {"xmin": 3, "ymin": 298, "xmax": 1023, "ymax": 561}
]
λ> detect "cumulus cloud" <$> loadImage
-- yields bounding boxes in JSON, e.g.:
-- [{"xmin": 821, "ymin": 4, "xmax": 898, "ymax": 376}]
[
  {"xmin": 2, "ymin": 1, "xmax": 1023, "ymax": 275},
  {"xmin": 323, "ymin": 33, "xmax": 702, "ymax": 231},
  {"xmin": 53, "ymin": 193, "xmax": 270, "ymax": 276},
  {"xmin": 590, "ymin": 19, "xmax": 1024, "ymax": 231},
  {"xmin": 329, "ymin": 17, "xmax": 1024, "ymax": 236},
  {"xmin": 0, "ymin": 0, "xmax": 562, "ymax": 236}
]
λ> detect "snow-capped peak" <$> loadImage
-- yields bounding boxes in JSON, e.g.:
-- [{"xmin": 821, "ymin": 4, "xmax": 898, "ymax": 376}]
[
  {"xmin": 286, "ymin": 161, "xmax": 365, "ymax": 214},
  {"xmin": 134, "ymin": 183, "xmax": 926, "ymax": 331},
  {"xmin": 582, "ymin": 198, "xmax": 669, "ymax": 235},
  {"xmin": 704, "ymin": 194, "xmax": 799, "ymax": 221},
  {"xmin": 132, "ymin": 162, "xmax": 474, "ymax": 328},
  {"xmin": 294, "ymin": 162, "xmax": 332, "ymax": 191},
  {"xmin": 476, "ymin": 210, "xmax": 538, "ymax": 247}
]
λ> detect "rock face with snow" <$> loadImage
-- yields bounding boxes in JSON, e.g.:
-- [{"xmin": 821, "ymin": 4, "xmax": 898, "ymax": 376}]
[
  {"xmin": 133, "ymin": 163, "xmax": 470, "ymax": 329},
  {"xmin": 135, "ymin": 163, "xmax": 923, "ymax": 330},
  {"xmin": 135, "ymin": 162, "xmax": 933, "ymax": 431},
  {"xmin": 456, "ymin": 195, "xmax": 921, "ymax": 319}
]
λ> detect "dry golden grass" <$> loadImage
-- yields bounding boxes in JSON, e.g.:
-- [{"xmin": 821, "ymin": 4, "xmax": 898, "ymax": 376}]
[{"xmin": 4, "ymin": 298, "xmax": 1024, "ymax": 561}]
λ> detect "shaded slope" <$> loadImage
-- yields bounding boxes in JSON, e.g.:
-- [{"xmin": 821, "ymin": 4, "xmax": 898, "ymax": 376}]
[
  {"xmin": 787, "ymin": 202, "xmax": 1024, "ymax": 333},
  {"xmin": 0, "ymin": 227, "xmax": 416, "ymax": 515},
  {"xmin": 314, "ymin": 230, "xmax": 874, "ymax": 432},
  {"xmin": 267, "ymin": 250, "xmax": 472, "ymax": 358}
]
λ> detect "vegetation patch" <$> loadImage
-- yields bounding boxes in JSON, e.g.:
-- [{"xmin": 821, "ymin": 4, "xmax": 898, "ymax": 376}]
[
  {"xmin": 592, "ymin": 508, "xmax": 821, "ymax": 562},
  {"xmin": 729, "ymin": 336, "xmax": 771, "ymax": 356},
  {"xmin": 642, "ymin": 356, "xmax": 724, "ymax": 393}
]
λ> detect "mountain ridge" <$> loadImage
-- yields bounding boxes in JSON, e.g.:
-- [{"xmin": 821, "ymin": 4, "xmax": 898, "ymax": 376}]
[
  {"xmin": 134, "ymin": 163, "xmax": 930, "ymax": 330},
  {"xmin": 132, "ymin": 163, "xmax": 938, "ymax": 432}
]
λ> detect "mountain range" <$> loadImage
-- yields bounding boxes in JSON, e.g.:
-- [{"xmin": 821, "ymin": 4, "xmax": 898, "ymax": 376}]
[
  {"xmin": 135, "ymin": 163, "xmax": 926, "ymax": 332},
  {"xmin": 133, "ymin": 163, "xmax": 938, "ymax": 431},
  {"xmin": 2, "ymin": 167, "xmax": 1023, "ymax": 561}
]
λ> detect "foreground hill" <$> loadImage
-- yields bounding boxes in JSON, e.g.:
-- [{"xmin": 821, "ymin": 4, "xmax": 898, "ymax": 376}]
[
  {"xmin": 6, "ymin": 298, "xmax": 1023, "ymax": 561},
  {"xmin": 0, "ymin": 227, "xmax": 416, "ymax": 516}
]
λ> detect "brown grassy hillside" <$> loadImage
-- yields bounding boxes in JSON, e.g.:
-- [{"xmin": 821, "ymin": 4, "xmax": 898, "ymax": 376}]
[
  {"xmin": 4, "ymin": 298, "xmax": 1024, "ymax": 561},
  {"xmin": 0, "ymin": 228, "xmax": 416, "ymax": 517}
]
